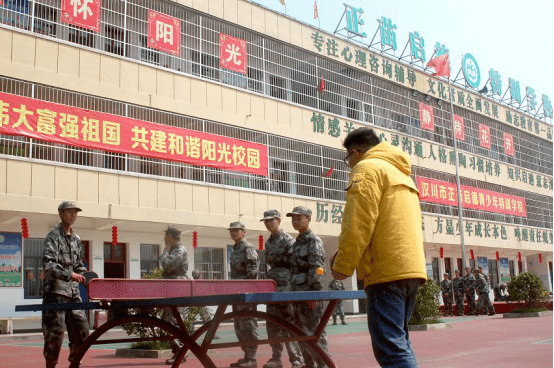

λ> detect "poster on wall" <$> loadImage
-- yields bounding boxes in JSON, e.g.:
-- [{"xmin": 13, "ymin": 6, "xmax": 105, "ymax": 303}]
[
  {"xmin": 499, "ymin": 258, "xmax": 510, "ymax": 283},
  {"xmin": 477, "ymin": 257, "xmax": 488, "ymax": 274},
  {"xmin": 0, "ymin": 233, "xmax": 22, "ymax": 287}
]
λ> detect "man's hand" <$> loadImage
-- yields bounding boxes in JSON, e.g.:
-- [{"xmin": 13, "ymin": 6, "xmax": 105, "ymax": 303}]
[
  {"xmin": 306, "ymin": 301, "xmax": 318, "ymax": 310},
  {"xmin": 71, "ymin": 272, "xmax": 86, "ymax": 284}
]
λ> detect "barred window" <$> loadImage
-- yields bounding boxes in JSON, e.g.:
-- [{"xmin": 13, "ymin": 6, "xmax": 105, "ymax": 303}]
[
  {"xmin": 23, "ymin": 238, "xmax": 43, "ymax": 299},
  {"xmin": 194, "ymin": 247, "xmax": 223, "ymax": 280},
  {"xmin": 140, "ymin": 244, "xmax": 159, "ymax": 278}
]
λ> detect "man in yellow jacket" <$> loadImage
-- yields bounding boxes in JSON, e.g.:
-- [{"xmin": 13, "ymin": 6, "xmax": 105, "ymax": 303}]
[{"xmin": 331, "ymin": 127, "xmax": 427, "ymax": 368}]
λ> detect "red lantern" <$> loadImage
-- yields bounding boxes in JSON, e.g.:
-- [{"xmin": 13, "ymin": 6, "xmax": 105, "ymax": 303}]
[
  {"xmin": 495, "ymin": 251, "xmax": 500, "ymax": 261},
  {"xmin": 470, "ymin": 249, "xmax": 475, "ymax": 260},
  {"xmin": 539, "ymin": 254, "xmax": 542, "ymax": 264},
  {"xmin": 439, "ymin": 247, "xmax": 444, "ymax": 259},
  {"xmin": 21, "ymin": 218, "xmax": 29, "ymax": 239},
  {"xmin": 192, "ymin": 231, "xmax": 198, "ymax": 249},
  {"xmin": 259, "ymin": 235, "xmax": 264, "ymax": 251},
  {"xmin": 518, "ymin": 252, "xmax": 522, "ymax": 262},
  {"xmin": 111, "ymin": 226, "xmax": 118, "ymax": 245}
]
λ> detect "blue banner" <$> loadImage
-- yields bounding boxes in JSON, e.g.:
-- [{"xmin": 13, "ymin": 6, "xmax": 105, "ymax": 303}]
[{"xmin": 0, "ymin": 232, "xmax": 22, "ymax": 287}]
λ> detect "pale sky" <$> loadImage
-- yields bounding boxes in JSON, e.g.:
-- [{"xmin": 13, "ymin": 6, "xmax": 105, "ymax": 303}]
[{"xmin": 251, "ymin": 0, "xmax": 554, "ymax": 121}]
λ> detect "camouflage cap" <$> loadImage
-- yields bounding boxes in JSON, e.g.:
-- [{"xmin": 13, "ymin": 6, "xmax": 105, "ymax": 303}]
[
  {"xmin": 58, "ymin": 201, "xmax": 82, "ymax": 212},
  {"xmin": 260, "ymin": 209, "xmax": 281, "ymax": 221},
  {"xmin": 228, "ymin": 221, "xmax": 246, "ymax": 230},
  {"xmin": 472, "ymin": 268, "xmax": 479, "ymax": 273},
  {"xmin": 286, "ymin": 206, "xmax": 312, "ymax": 217},
  {"xmin": 164, "ymin": 225, "xmax": 182, "ymax": 239}
]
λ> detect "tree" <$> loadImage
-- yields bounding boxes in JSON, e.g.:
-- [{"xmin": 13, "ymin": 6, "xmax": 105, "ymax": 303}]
[
  {"xmin": 408, "ymin": 279, "xmax": 442, "ymax": 324},
  {"xmin": 507, "ymin": 272, "xmax": 547, "ymax": 308}
]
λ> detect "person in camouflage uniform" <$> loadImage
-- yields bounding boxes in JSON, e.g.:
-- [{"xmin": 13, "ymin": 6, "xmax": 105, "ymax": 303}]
[
  {"xmin": 261, "ymin": 210, "xmax": 303, "ymax": 368},
  {"xmin": 452, "ymin": 270, "xmax": 465, "ymax": 316},
  {"xmin": 463, "ymin": 267, "xmax": 477, "ymax": 315},
  {"xmin": 287, "ymin": 206, "xmax": 329, "ymax": 368},
  {"xmin": 328, "ymin": 278, "xmax": 347, "ymax": 325},
  {"xmin": 473, "ymin": 269, "xmax": 496, "ymax": 316},
  {"xmin": 42, "ymin": 201, "xmax": 90, "ymax": 368},
  {"xmin": 228, "ymin": 221, "xmax": 260, "ymax": 368},
  {"xmin": 440, "ymin": 273, "xmax": 454, "ymax": 316},
  {"xmin": 160, "ymin": 225, "xmax": 189, "ymax": 365},
  {"xmin": 478, "ymin": 266, "xmax": 490, "ymax": 288}
]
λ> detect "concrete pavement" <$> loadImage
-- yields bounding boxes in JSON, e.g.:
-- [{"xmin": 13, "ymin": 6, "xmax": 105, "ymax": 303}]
[{"xmin": 0, "ymin": 314, "xmax": 551, "ymax": 367}]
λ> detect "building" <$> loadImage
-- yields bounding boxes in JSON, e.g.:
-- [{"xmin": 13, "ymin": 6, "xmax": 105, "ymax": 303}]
[{"xmin": 0, "ymin": 0, "xmax": 552, "ymax": 323}]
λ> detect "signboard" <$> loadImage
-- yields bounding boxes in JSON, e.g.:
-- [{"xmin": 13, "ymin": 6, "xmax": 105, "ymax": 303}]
[
  {"xmin": 61, "ymin": 0, "xmax": 101, "ymax": 32},
  {"xmin": 503, "ymin": 132, "xmax": 514, "ymax": 156},
  {"xmin": 0, "ymin": 92, "xmax": 268, "ymax": 176},
  {"xmin": 148, "ymin": 10, "xmax": 181, "ymax": 55},
  {"xmin": 499, "ymin": 258, "xmax": 510, "ymax": 283},
  {"xmin": 479, "ymin": 124, "xmax": 491, "ymax": 149},
  {"xmin": 453, "ymin": 114, "xmax": 465, "ymax": 141},
  {"xmin": 220, "ymin": 33, "xmax": 248, "ymax": 75},
  {"xmin": 419, "ymin": 102, "xmax": 434, "ymax": 132},
  {"xmin": 0, "ymin": 233, "xmax": 22, "ymax": 287},
  {"xmin": 477, "ymin": 257, "xmax": 488, "ymax": 274},
  {"xmin": 416, "ymin": 176, "xmax": 527, "ymax": 217}
]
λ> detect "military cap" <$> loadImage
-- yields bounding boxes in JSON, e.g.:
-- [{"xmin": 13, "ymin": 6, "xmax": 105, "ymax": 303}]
[
  {"xmin": 286, "ymin": 206, "xmax": 312, "ymax": 217},
  {"xmin": 228, "ymin": 221, "xmax": 246, "ymax": 230},
  {"xmin": 472, "ymin": 268, "xmax": 479, "ymax": 273},
  {"xmin": 58, "ymin": 201, "xmax": 82, "ymax": 212},
  {"xmin": 260, "ymin": 209, "xmax": 281, "ymax": 221},
  {"xmin": 164, "ymin": 225, "xmax": 182, "ymax": 239},
  {"xmin": 191, "ymin": 270, "xmax": 200, "ymax": 279}
]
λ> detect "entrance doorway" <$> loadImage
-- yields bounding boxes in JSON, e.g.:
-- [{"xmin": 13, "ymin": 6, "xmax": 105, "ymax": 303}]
[{"xmin": 103, "ymin": 242, "xmax": 126, "ymax": 278}]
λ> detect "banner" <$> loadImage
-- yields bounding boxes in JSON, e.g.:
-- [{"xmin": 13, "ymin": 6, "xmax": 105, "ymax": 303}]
[
  {"xmin": 220, "ymin": 33, "xmax": 248, "ymax": 75},
  {"xmin": 453, "ymin": 114, "xmax": 465, "ymax": 141},
  {"xmin": 148, "ymin": 10, "xmax": 181, "ymax": 55},
  {"xmin": 61, "ymin": 0, "xmax": 101, "ymax": 32},
  {"xmin": 419, "ymin": 102, "xmax": 434, "ymax": 132},
  {"xmin": 416, "ymin": 176, "xmax": 527, "ymax": 217},
  {"xmin": 0, "ymin": 92, "xmax": 268, "ymax": 176},
  {"xmin": 0, "ymin": 233, "xmax": 22, "ymax": 287},
  {"xmin": 479, "ymin": 123, "xmax": 491, "ymax": 149},
  {"xmin": 499, "ymin": 258, "xmax": 510, "ymax": 283},
  {"xmin": 503, "ymin": 132, "xmax": 514, "ymax": 156}
]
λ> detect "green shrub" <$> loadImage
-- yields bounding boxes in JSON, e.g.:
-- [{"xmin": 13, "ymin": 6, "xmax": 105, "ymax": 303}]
[
  {"xmin": 121, "ymin": 268, "xmax": 210, "ymax": 349},
  {"xmin": 506, "ymin": 272, "xmax": 547, "ymax": 308},
  {"xmin": 408, "ymin": 279, "xmax": 442, "ymax": 325}
]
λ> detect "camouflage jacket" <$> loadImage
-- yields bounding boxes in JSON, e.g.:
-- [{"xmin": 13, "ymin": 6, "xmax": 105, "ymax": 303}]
[
  {"xmin": 230, "ymin": 240, "xmax": 259, "ymax": 280},
  {"xmin": 42, "ymin": 223, "xmax": 86, "ymax": 298},
  {"xmin": 160, "ymin": 243, "xmax": 188, "ymax": 279},
  {"xmin": 463, "ymin": 273, "xmax": 476, "ymax": 291},
  {"xmin": 265, "ymin": 229, "xmax": 294, "ymax": 290},
  {"xmin": 290, "ymin": 229, "xmax": 325, "ymax": 292},
  {"xmin": 440, "ymin": 279, "xmax": 452, "ymax": 295},
  {"xmin": 475, "ymin": 273, "xmax": 489, "ymax": 294},
  {"xmin": 329, "ymin": 279, "xmax": 345, "ymax": 291},
  {"xmin": 453, "ymin": 276, "xmax": 465, "ymax": 294}
]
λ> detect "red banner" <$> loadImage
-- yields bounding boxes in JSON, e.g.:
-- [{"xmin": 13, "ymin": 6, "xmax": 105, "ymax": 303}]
[
  {"xmin": 453, "ymin": 114, "xmax": 465, "ymax": 141},
  {"xmin": 503, "ymin": 132, "xmax": 514, "ymax": 156},
  {"xmin": 0, "ymin": 92, "xmax": 268, "ymax": 176},
  {"xmin": 479, "ymin": 123, "xmax": 491, "ymax": 149},
  {"xmin": 148, "ymin": 10, "xmax": 181, "ymax": 55},
  {"xmin": 220, "ymin": 33, "xmax": 248, "ymax": 75},
  {"xmin": 416, "ymin": 176, "xmax": 527, "ymax": 217},
  {"xmin": 419, "ymin": 102, "xmax": 434, "ymax": 132},
  {"xmin": 61, "ymin": 0, "xmax": 101, "ymax": 32}
]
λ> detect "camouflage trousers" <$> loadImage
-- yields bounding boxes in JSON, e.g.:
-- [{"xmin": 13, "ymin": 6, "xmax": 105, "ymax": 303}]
[
  {"xmin": 233, "ymin": 304, "xmax": 259, "ymax": 360},
  {"xmin": 476, "ymin": 292, "xmax": 496, "ymax": 314},
  {"xmin": 332, "ymin": 300, "xmax": 345, "ymax": 323},
  {"xmin": 266, "ymin": 303, "xmax": 303, "ymax": 364},
  {"xmin": 442, "ymin": 294, "xmax": 453, "ymax": 314},
  {"xmin": 466, "ymin": 290, "xmax": 476, "ymax": 314},
  {"xmin": 42, "ymin": 293, "xmax": 89, "ymax": 366},
  {"xmin": 162, "ymin": 306, "xmax": 187, "ymax": 354},
  {"xmin": 295, "ymin": 301, "xmax": 329, "ymax": 368},
  {"xmin": 454, "ymin": 292, "xmax": 465, "ymax": 315}
]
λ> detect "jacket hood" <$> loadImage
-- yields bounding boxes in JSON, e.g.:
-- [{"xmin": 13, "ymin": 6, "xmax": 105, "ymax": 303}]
[{"xmin": 362, "ymin": 141, "xmax": 412, "ymax": 175}]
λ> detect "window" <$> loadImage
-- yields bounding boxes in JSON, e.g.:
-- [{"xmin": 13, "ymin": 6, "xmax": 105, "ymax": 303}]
[
  {"xmin": 509, "ymin": 260, "xmax": 516, "ymax": 279},
  {"xmin": 140, "ymin": 35, "xmax": 159, "ymax": 66},
  {"xmin": 103, "ymin": 242, "xmax": 126, "ymax": 278},
  {"xmin": 444, "ymin": 257, "xmax": 452, "ymax": 276},
  {"xmin": 269, "ymin": 75, "xmax": 287, "ymax": 100},
  {"xmin": 346, "ymin": 98, "xmax": 360, "ymax": 120},
  {"xmin": 194, "ymin": 247, "xmax": 223, "ymax": 280},
  {"xmin": 104, "ymin": 25, "xmax": 125, "ymax": 56},
  {"xmin": 68, "ymin": 25, "xmax": 94, "ymax": 48},
  {"xmin": 256, "ymin": 250, "xmax": 267, "ymax": 279},
  {"xmin": 23, "ymin": 238, "xmax": 43, "ymax": 299},
  {"xmin": 34, "ymin": 3, "xmax": 57, "ymax": 37},
  {"xmin": 431, "ymin": 257, "xmax": 439, "ymax": 284},
  {"xmin": 488, "ymin": 259, "xmax": 499, "ymax": 288},
  {"xmin": 0, "ymin": 0, "xmax": 30, "ymax": 30},
  {"xmin": 104, "ymin": 152, "xmax": 125, "ymax": 170},
  {"xmin": 140, "ymin": 244, "xmax": 159, "ymax": 278}
]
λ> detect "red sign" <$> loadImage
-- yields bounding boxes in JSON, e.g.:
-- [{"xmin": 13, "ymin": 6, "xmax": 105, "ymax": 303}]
[
  {"xmin": 503, "ymin": 132, "xmax": 514, "ymax": 156},
  {"xmin": 453, "ymin": 114, "xmax": 465, "ymax": 141},
  {"xmin": 0, "ymin": 92, "xmax": 268, "ymax": 176},
  {"xmin": 479, "ymin": 124, "xmax": 491, "ymax": 149},
  {"xmin": 148, "ymin": 10, "xmax": 181, "ymax": 55},
  {"xmin": 416, "ymin": 176, "xmax": 527, "ymax": 217},
  {"xmin": 61, "ymin": 0, "xmax": 101, "ymax": 32},
  {"xmin": 419, "ymin": 103, "xmax": 434, "ymax": 132},
  {"xmin": 220, "ymin": 33, "xmax": 248, "ymax": 75}
]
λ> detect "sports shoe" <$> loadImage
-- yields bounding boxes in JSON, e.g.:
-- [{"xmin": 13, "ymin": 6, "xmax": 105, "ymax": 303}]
[
  {"xmin": 239, "ymin": 359, "xmax": 258, "ymax": 368},
  {"xmin": 263, "ymin": 358, "xmax": 283, "ymax": 368},
  {"xmin": 341, "ymin": 321, "xmax": 347, "ymax": 325},
  {"xmin": 230, "ymin": 358, "xmax": 246, "ymax": 368}
]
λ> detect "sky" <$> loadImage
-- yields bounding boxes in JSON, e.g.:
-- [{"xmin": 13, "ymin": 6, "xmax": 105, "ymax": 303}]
[{"xmin": 251, "ymin": 0, "xmax": 554, "ymax": 119}]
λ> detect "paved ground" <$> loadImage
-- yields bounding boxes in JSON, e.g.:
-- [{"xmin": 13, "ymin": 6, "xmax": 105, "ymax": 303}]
[{"xmin": 0, "ymin": 314, "xmax": 551, "ymax": 367}]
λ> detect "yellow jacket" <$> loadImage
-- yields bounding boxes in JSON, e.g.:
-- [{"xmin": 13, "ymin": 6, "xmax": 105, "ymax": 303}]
[{"xmin": 333, "ymin": 142, "xmax": 427, "ymax": 289}]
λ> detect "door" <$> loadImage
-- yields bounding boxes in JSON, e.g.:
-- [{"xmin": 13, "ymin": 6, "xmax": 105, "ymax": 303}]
[{"xmin": 103, "ymin": 242, "xmax": 126, "ymax": 278}]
